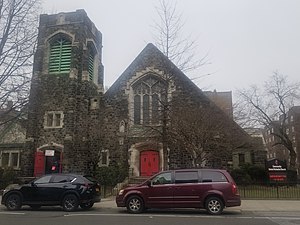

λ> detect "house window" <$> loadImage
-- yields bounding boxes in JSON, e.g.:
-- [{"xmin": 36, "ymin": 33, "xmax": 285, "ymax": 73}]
[
  {"xmin": 291, "ymin": 115, "xmax": 294, "ymax": 122},
  {"xmin": 44, "ymin": 111, "xmax": 64, "ymax": 128},
  {"xmin": 99, "ymin": 150, "xmax": 109, "ymax": 166},
  {"xmin": 49, "ymin": 38, "xmax": 72, "ymax": 74},
  {"xmin": 238, "ymin": 153, "xmax": 245, "ymax": 165},
  {"xmin": 132, "ymin": 75, "xmax": 167, "ymax": 125},
  {"xmin": 0, "ymin": 151, "xmax": 20, "ymax": 169}
]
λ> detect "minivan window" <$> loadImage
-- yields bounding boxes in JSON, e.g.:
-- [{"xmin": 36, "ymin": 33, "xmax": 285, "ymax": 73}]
[
  {"xmin": 152, "ymin": 172, "xmax": 172, "ymax": 185},
  {"xmin": 202, "ymin": 171, "xmax": 228, "ymax": 182},
  {"xmin": 175, "ymin": 171, "xmax": 198, "ymax": 184}
]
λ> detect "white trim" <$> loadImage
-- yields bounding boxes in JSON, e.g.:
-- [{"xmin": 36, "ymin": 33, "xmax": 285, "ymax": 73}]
[
  {"xmin": 0, "ymin": 150, "xmax": 21, "ymax": 169},
  {"xmin": 44, "ymin": 111, "xmax": 64, "ymax": 129}
]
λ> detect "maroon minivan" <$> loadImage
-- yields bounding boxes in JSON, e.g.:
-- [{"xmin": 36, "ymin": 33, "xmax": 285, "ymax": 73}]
[{"xmin": 116, "ymin": 169, "xmax": 240, "ymax": 214}]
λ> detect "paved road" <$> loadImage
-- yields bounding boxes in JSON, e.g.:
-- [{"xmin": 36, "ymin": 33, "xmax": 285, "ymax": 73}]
[
  {"xmin": 1, "ymin": 207, "xmax": 300, "ymax": 225},
  {"xmin": 2, "ymin": 197, "xmax": 300, "ymax": 225}
]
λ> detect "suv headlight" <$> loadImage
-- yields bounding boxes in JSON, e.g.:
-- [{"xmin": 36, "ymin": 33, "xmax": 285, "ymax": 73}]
[{"xmin": 118, "ymin": 189, "xmax": 124, "ymax": 195}]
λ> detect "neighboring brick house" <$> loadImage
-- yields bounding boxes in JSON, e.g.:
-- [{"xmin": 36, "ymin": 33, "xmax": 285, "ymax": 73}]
[
  {"xmin": 203, "ymin": 90, "xmax": 233, "ymax": 119},
  {"xmin": 17, "ymin": 10, "xmax": 266, "ymax": 178},
  {"xmin": 264, "ymin": 106, "xmax": 300, "ymax": 173}
]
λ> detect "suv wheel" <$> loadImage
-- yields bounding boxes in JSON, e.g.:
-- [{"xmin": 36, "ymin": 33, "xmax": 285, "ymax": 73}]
[
  {"xmin": 80, "ymin": 202, "xmax": 94, "ymax": 210},
  {"xmin": 62, "ymin": 194, "xmax": 79, "ymax": 212},
  {"xmin": 205, "ymin": 196, "xmax": 224, "ymax": 215},
  {"xmin": 126, "ymin": 195, "xmax": 144, "ymax": 213},
  {"xmin": 5, "ymin": 194, "xmax": 22, "ymax": 211}
]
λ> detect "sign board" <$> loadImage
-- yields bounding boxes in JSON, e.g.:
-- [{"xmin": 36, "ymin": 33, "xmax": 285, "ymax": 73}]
[
  {"xmin": 45, "ymin": 150, "xmax": 55, "ymax": 156},
  {"xmin": 266, "ymin": 159, "xmax": 287, "ymax": 182}
]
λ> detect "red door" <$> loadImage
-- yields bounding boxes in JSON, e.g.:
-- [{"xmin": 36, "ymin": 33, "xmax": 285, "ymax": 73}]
[
  {"xmin": 140, "ymin": 151, "xmax": 159, "ymax": 176},
  {"xmin": 34, "ymin": 152, "xmax": 45, "ymax": 177}
]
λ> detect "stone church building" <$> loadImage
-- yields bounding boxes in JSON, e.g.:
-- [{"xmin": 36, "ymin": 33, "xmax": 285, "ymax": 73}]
[{"xmin": 15, "ymin": 10, "xmax": 266, "ymax": 178}]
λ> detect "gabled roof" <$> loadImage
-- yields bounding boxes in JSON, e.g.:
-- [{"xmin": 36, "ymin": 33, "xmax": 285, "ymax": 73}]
[{"xmin": 105, "ymin": 43, "xmax": 250, "ymax": 141}]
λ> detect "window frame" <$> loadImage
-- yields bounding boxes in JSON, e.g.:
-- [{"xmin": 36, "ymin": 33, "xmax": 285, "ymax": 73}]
[
  {"xmin": 44, "ymin": 111, "xmax": 64, "ymax": 129},
  {"xmin": 132, "ymin": 75, "xmax": 167, "ymax": 125},
  {"xmin": 0, "ymin": 150, "xmax": 21, "ymax": 169},
  {"xmin": 98, "ymin": 149, "xmax": 109, "ymax": 167},
  {"xmin": 49, "ymin": 38, "xmax": 72, "ymax": 74}
]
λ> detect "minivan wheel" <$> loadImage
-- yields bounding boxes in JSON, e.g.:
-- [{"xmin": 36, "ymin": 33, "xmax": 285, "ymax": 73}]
[
  {"xmin": 126, "ymin": 195, "xmax": 144, "ymax": 213},
  {"xmin": 5, "ymin": 194, "xmax": 22, "ymax": 211},
  {"xmin": 205, "ymin": 196, "xmax": 224, "ymax": 215},
  {"xmin": 62, "ymin": 194, "xmax": 79, "ymax": 212}
]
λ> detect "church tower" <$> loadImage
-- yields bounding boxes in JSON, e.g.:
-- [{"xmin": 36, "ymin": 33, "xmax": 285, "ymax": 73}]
[{"xmin": 23, "ymin": 10, "xmax": 104, "ymax": 176}]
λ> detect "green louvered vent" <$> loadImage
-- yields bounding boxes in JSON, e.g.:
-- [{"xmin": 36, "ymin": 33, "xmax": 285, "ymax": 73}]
[
  {"xmin": 49, "ymin": 39, "xmax": 72, "ymax": 74},
  {"xmin": 88, "ymin": 53, "xmax": 94, "ymax": 81}
]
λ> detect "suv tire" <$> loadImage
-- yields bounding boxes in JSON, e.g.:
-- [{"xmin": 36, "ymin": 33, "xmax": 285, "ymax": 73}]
[
  {"xmin": 62, "ymin": 194, "xmax": 79, "ymax": 212},
  {"xmin": 5, "ymin": 193, "xmax": 22, "ymax": 211},
  {"xmin": 80, "ymin": 202, "xmax": 94, "ymax": 210}
]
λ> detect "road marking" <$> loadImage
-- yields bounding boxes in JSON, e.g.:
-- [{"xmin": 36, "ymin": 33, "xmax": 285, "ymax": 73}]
[
  {"xmin": 64, "ymin": 213, "xmax": 300, "ymax": 220},
  {"xmin": 0, "ymin": 212, "xmax": 25, "ymax": 215}
]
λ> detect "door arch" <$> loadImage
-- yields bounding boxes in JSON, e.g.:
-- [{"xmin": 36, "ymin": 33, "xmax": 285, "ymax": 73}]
[
  {"xmin": 34, "ymin": 143, "xmax": 63, "ymax": 177},
  {"xmin": 140, "ymin": 150, "xmax": 159, "ymax": 177}
]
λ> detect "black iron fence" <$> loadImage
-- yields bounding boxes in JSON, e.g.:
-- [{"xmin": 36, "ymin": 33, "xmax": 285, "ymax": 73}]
[
  {"xmin": 101, "ymin": 182, "xmax": 300, "ymax": 199},
  {"xmin": 238, "ymin": 182, "xmax": 300, "ymax": 199}
]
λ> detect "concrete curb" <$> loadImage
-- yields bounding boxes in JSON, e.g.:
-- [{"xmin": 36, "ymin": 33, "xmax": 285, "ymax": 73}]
[{"xmin": 97, "ymin": 198, "xmax": 300, "ymax": 212}]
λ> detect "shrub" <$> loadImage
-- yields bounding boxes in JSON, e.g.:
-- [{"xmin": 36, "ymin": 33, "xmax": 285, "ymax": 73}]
[
  {"xmin": 230, "ymin": 168, "xmax": 252, "ymax": 185},
  {"xmin": 230, "ymin": 164, "xmax": 268, "ymax": 185},
  {"xmin": 0, "ymin": 167, "xmax": 20, "ymax": 190},
  {"xmin": 94, "ymin": 164, "xmax": 128, "ymax": 187}
]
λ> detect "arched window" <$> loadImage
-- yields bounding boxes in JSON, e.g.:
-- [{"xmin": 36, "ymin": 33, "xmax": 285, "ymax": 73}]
[
  {"xmin": 132, "ymin": 75, "xmax": 167, "ymax": 125},
  {"xmin": 49, "ymin": 37, "xmax": 72, "ymax": 74}
]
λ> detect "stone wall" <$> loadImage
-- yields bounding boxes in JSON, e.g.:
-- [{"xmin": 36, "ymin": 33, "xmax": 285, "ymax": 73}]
[{"xmin": 22, "ymin": 10, "xmax": 104, "ymax": 176}]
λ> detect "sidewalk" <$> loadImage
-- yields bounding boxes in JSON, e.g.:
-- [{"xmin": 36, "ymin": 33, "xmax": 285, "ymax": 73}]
[{"xmin": 99, "ymin": 197, "xmax": 300, "ymax": 212}]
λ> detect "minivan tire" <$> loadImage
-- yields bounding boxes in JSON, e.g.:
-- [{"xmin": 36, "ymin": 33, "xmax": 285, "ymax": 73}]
[
  {"xmin": 5, "ymin": 193, "xmax": 22, "ymax": 211},
  {"xmin": 126, "ymin": 195, "xmax": 144, "ymax": 213},
  {"xmin": 62, "ymin": 194, "xmax": 79, "ymax": 212},
  {"xmin": 205, "ymin": 196, "xmax": 224, "ymax": 215}
]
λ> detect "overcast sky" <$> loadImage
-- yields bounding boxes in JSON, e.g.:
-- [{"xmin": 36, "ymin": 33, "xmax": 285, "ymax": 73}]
[{"xmin": 42, "ymin": 0, "xmax": 300, "ymax": 97}]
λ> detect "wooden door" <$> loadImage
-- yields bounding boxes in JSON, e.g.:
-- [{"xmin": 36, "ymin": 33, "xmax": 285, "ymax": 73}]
[
  {"xmin": 34, "ymin": 151, "xmax": 45, "ymax": 177},
  {"xmin": 140, "ymin": 151, "xmax": 159, "ymax": 176}
]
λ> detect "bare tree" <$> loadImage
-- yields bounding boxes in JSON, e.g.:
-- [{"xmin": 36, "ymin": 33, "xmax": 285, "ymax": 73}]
[
  {"xmin": 237, "ymin": 72, "xmax": 300, "ymax": 170},
  {"xmin": 0, "ymin": 0, "xmax": 40, "ymax": 126},
  {"xmin": 168, "ymin": 102, "xmax": 244, "ymax": 168},
  {"xmin": 152, "ymin": 0, "xmax": 209, "ymax": 73}
]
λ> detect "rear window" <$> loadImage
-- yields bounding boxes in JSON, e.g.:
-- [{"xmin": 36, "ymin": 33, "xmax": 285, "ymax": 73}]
[
  {"xmin": 202, "ymin": 171, "xmax": 228, "ymax": 183},
  {"xmin": 84, "ymin": 175, "xmax": 98, "ymax": 183},
  {"xmin": 175, "ymin": 171, "xmax": 198, "ymax": 184}
]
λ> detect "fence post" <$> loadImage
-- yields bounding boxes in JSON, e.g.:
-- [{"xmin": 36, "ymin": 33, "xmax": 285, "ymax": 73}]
[{"xmin": 276, "ymin": 181, "xmax": 279, "ymax": 199}]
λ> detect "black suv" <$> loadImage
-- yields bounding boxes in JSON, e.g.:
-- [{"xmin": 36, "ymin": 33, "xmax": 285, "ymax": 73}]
[{"xmin": 1, "ymin": 174, "xmax": 101, "ymax": 211}]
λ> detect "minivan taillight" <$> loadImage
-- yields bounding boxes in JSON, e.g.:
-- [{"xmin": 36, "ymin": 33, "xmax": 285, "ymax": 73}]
[{"xmin": 231, "ymin": 183, "xmax": 238, "ymax": 195}]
